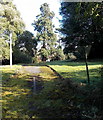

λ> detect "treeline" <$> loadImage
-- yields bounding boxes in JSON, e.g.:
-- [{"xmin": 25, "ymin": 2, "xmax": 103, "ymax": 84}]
[
  {"xmin": 1, "ymin": 1, "xmax": 103, "ymax": 64},
  {"xmin": 1, "ymin": 1, "xmax": 65, "ymax": 64}
]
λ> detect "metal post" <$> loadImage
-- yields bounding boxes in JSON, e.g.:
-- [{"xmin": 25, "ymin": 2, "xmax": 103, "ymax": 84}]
[
  {"xmin": 85, "ymin": 53, "xmax": 90, "ymax": 84},
  {"xmin": 85, "ymin": 46, "xmax": 90, "ymax": 84},
  {"xmin": 10, "ymin": 32, "xmax": 12, "ymax": 68}
]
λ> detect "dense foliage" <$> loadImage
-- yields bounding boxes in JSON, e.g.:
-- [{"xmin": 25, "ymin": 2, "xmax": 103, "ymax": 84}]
[
  {"xmin": 13, "ymin": 30, "xmax": 37, "ymax": 63},
  {"xmin": 0, "ymin": 0, "xmax": 25, "ymax": 62},
  {"xmin": 32, "ymin": 3, "xmax": 65, "ymax": 61},
  {"xmin": 60, "ymin": 2, "xmax": 103, "ymax": 59},
  {"xmin": 16, "ymin": 31, "xmax": 37, "ymax": 57}
]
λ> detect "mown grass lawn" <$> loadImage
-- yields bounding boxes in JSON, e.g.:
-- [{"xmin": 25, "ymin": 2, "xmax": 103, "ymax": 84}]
[
  {"xmin": 46, "ymin": 61, "xmax": 102, "ymax": 85},
  {"xmin": 1, "ymin": 60, "xmax": 103, "ymax": 119}
]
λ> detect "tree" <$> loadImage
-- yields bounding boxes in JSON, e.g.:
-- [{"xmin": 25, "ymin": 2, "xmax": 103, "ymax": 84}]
[
  {"xmin": 59, "ymin": 2, "xmax": 103, "ymax": 58},
  {"xmin": 13, "ymin": 30, "xmax": 37, "ymax": 63},
  {"xmin": 15, "ymin": 30, "xmax": 37, "ymax": 57},
  {"xmin": 51, "ymin": 47, "xmax": 65, "ymax": 61},
  {"xmin": 60, "ymin": 2, "xmax": 103, "ymax": 84},
  {"xmin": 0, "ymin": 0, "xmax": 25, "ymax": 62},
  {"xmin": 32, "ymin": 3, "xmax": 57, "ymax": 61}
]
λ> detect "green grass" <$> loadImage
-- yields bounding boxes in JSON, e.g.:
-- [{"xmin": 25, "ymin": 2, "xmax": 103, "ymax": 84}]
[
  {"xmin": 1, "ymin": 61, "xmax": 103, "ymax": 119},
  {"xmin": 30, "ymin": 66, "xmax": 64, "ymax": 118},
  {"xmin": 46, "ymin": 61, "xmax": 102, "ymax": 85},
  {"xmin": 1, "ymin": 65, "xmax": 37, "ymax": 119},
  {"xmin": 1, "ymin": 65, "xmax": 64, "ymax": 119}
]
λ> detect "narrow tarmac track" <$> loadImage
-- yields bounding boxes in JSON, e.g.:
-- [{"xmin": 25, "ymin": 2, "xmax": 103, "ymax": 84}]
[{"xmin": 22, "ymin": 66, "xmax": 41, "ymax": 74}]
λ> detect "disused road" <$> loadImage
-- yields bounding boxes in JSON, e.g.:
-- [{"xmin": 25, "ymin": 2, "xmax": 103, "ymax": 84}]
[
  {"xmin": 21, "ymin": 66, "xmax": 42, "ymax": 93},
  {"xmin": 21, "ymin": 66, "xmax": 41, "ymax": 74}
]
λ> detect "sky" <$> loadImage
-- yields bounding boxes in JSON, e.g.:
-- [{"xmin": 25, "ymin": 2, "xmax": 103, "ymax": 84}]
[{"xmin": 13, "ymin": 0, "xmax": 61, "ymax": 34}]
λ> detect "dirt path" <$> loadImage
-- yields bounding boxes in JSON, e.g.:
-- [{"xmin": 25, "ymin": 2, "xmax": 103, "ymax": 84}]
[
  {"xmin": 21, "ymin": 66, "xmax": 43, "ymax": 94},
  {"xmin": 21, "ymin": 66, "xmax": 41, "ymax": 74}
]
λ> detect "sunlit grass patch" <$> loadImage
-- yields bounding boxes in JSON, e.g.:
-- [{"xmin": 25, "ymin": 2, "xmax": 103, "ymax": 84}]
[
  {"xmin": 39, "ymin": 66, "xmax": 58, "ymax": 80},
  {"xmin": 1, "ymin": 65, "xmax": 60, "ymax": 119},
  {"xmin": 38, "ymin": 66, "xmax": 59, "ymax": 96},
  {"xmin": 1, "ymin": 65, "xmax": 33, "ymax": 119},
  {"xmin": 0, "ymin": 65, "xmax": 22, "ymax": 71},
  {"xmin": 48, "ymin": 61, "xmax": 102, "ymax": 85}
]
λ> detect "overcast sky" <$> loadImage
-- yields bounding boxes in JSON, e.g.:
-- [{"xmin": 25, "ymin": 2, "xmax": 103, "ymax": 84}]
[{"xmin": 13, "ymin": 0, "xmax": 61, "ymax": 34}]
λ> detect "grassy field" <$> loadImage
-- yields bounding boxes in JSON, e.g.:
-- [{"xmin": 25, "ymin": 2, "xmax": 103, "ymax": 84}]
[
  {"xmin": 1, "ymin": 60, "xmax": 103, "ymax": 119},
  {"xmin": 1, "ymin": 65, "xmax": 65, "ymax": 119},
  {"xmin": 39, "ymin": 61, "xmax": 103, "ymax": 119},
  {"xmin": 46, "ymin": 60, "xmax": 102, "ymax": 85}
]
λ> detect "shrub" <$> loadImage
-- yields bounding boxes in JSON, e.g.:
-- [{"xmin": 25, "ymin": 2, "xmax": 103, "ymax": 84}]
[
  {"xmin": 51, "ymin": 49, "xmax": 65, "ymax": 61},
  {"xmin": 13, "ymin": 49, "xmax": 32, "ymax": 63}
]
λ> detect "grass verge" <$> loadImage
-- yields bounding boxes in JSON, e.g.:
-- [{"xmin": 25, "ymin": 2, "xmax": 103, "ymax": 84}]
[{"xmin": 46, "ymin": 61, "xmax": 102, "ymax": 85}]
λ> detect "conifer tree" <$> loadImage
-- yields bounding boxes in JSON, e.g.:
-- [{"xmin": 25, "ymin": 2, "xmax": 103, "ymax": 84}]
[{"xmin": 32, "ymin": 3, "xmax": 57, "ymax": 61}]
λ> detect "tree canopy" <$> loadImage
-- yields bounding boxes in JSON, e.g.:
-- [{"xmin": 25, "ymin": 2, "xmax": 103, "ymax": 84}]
[
  {"xmin": 0, "ymin": 0, "xmax": 25, "ymax": 61},
  {"xmin": 59, "ymin": 2, "xmax": 103, "ymax": 59},
  {"xmin": 32, "ymin": 3, "xmax": 58, "ymax": 61},
  {"xmin": 15, "ymin": 30, "xmax": 37, "ymax": 57}
]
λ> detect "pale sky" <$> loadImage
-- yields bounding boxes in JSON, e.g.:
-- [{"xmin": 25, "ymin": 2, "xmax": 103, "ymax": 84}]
[{"xmin": 13, "ymin": 0, "xmax": 61, "ymax": 34}]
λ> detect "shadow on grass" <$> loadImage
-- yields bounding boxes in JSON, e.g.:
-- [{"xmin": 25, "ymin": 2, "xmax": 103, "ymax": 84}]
[
  {"xmin": 15, "ymin": 60, "xmax": 103, "ymax": 70},
  {"xmin": 2, "ymin": 70, "xmax": 84, "ymax": 119},
  {"xmin": 47, "ymin": 61, "xmax": 102, "ymax": 66},
  {"xmin": 57, "ymin": 67, "xmax": 101, "ymax": 85},
  {"xmin": 2, "ymin": 66, "xmax": 103, "ymax": 119},
  {"xmin": 2, "ymin": 70, "xmax": 37, "ymax": 119}
]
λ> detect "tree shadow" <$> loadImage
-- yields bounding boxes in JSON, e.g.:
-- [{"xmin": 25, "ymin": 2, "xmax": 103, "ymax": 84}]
[
  {"xmin": 2, "ymin": 66, "xmax": 102, "ymax": 119},
  {"xmin": 2, "ymin": 70, "xmax": 82, "ymax": 119},
  {"xmin": 45, "ymin": 60, "xmax": 103, "ymax": 67},
  {"xmin": 58, "ymin": 67, "xmax": 101, "ymax": 85},
  {"xmin": 2, "ymin": 70, "xmax": 37, "ymax": 119}
]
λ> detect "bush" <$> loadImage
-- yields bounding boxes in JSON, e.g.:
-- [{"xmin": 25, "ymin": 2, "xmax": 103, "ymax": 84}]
[
  {"xmin": 39, "ymin": 48, "xmax": 49, "ymax": 61},
  {"xmin": 51, "ymin": 49, "xmax": 65, "ymax": 61},
  {"xmin": 32, "ymin": 55, "xmax": 40, "ymax": 63},
  {"xmin": 67, "ymin": 53, "xmax": 77, "ymax": 60},
  {"xmin": 13, "ymin": 49, "xmax": 32, "ymax": 64}
]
